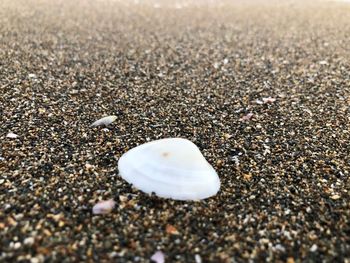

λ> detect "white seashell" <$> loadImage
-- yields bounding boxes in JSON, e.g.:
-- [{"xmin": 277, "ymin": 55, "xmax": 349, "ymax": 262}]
[
  {"xmin": 6, "ymin": 132, "xmax": 18, "ymax": 139},
  {"xmin": 90, "ymin": 115, "xmax": 117, "ymax": 127},
  {"xmin": 118, "ymin": 138, "xmax": 220, "ymax": 200}
]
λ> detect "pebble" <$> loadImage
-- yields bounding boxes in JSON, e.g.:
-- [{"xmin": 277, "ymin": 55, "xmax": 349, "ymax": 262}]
[
  {"xmin": 310, "ymin": 244, "xmax": 318, "ymax": 252},
  {"xmin": 24, "ymin": 237, "xmax": 35, "ymax": 246}
]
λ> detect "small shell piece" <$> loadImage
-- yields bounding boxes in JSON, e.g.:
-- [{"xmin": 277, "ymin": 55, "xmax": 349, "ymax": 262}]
[
  {"xmin": 151, "ymin": 251, "xmax": 165, "ymax": 263},
  {"xmin": 6, "ymin": 132, "xmax": 18, "ymax": 139},
  {"xmin": 262, "ymin": 97, "xmax": 276, "ymax": 103},
  {"xmin": 240, "ymin": 113, "xmax": 253, "ymax": 121},
  {"xmin": 90, "ymin": 115, "xmax": 117, "ymax": 127},
  {"xmin": 92, "ymin": 199, "xmax": 116, "ymax": 214},
  {"xmin": 118, "ymin": 138, "xmax": 220, "ymax": 201}
]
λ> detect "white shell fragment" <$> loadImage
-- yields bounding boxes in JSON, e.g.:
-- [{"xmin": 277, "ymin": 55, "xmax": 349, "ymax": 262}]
[
  {"xmin": 151, "ymin": 251, "xmax": 165, "ymax": 263},
  {"xmin": 6, "ymin": 132, "xmax": 18, "ymax": 139},
  {"xmin": 118, "ymin": 138, "xmax": 220, "ymax": 200},
  {"xmin": 28, "ymin": 73, "xmax": 37, "ymax": 79},
  {"xmin": 262, "ymin": 97, "xmax": 276, "ymax": 103},
  {"xmin": 92, "ymin": 199, "xmax": 116, "ymax": 214},
  {"xmin": 90, "ymin": 115, "xmax": 117, "ymax": 127}
]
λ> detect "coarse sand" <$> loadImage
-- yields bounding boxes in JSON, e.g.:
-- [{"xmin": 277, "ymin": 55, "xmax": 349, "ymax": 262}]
[{"xmin": 1, "ymin": 0, "xmax": 350, "ymax": 262}]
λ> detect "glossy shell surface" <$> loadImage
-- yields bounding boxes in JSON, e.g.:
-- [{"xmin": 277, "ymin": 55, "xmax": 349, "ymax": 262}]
[{"xmin": 118, "ymin": 138, "xmax": 220, "ymax": 200}]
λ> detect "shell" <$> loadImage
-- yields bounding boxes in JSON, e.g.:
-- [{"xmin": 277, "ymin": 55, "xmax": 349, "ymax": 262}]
[
  {"xmin": 150, "ymin": 251, "xmax": 165, "ymax": 263},
  {"xmin": 118, "ymin": 138, "xmax": 220, "ymax": 200},
  {"xmin": 92, "ymin": 199, "xmax": 116, "ymax": 214},
  {"xmin": 6, "ymin": 132, "xmax": 19, "ymax": 139},
  {"xmin": 90, "ymin": 115, "xmax": 117, "ymax": 127}
]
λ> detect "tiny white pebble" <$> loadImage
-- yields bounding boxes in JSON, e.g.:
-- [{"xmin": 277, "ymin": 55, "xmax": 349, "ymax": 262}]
[
  {"xmin": 30, "ymin": 257, "xmax": 42, "ymax": 263},
  {"xmin": 283, "ymin": 230, "xmax": 292, "ymax": 240},
  {"xmin": 275, "ymin": 244, "xmax": 286, "ymax": 252},
  {"xmin": 13, "ymin": 242, "xmax": 21, "ymax": 249},
  {"xmin": 24, "ymin": 237, "xmax": 35, "ymax": 245},
  {"xmin": 28, "ymin": 73, "xmax": 37, "ymax": 78},
  {"xmin": 213, "ymin": 62, "xmax": 220, "ymax": 69},
  {"xmin": 195, "ymin": 254, "xmax": 202, "ymax": 263},
  {"xmin": 310, "ymin": 244, "xmax": 318, "ymax": 252}
]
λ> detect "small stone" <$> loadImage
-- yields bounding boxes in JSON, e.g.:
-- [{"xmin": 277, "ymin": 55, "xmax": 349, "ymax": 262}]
[
  {"xmin": 28, "ymin": 73, "xmax": 37, "ymax": 78},
  {"xmin": 274, "ymin": 244, "xmax": 285, "ymax": 252},
  {"xmin": 243, "ymin": 173, "xmax": 252, "ymax": 181},
  {"xmin": 24, "ymin": 237, "xmax": 35, "ymax": 245},
  {"xmin": 195, "ymin": 254, "xmax": 202, "ymax": 263},
  {"xmin": 85, "ymin": 163, "xmax": 94, "ymax": 170},
  {"xmin": 223, "ymin": 133, "xmax": 232, "ymax": 140},
  {"xmin": 30, "ymin": 255, "xmax": 44, "ymax": 263},
  {"xmin": 13, "ymin": 242, "xmax": 21, "ymax": 249},
  {"xmin": 330, "ymin": 194, "xmax": 341, "ymax": 200},
  {"xmin": 119, "ymin": 195, "xmax": 128, "ymax": 202},
  {"xmin": 166, "ymin": 224, "xmax": 179, "ymax": 235},
  {"xmin": 216, "ymin": 159, "xmax": 223, "ymax": 167},
  {"xmin": 310, "ymin": 244, "xmax": 318, "ymax": 252}
]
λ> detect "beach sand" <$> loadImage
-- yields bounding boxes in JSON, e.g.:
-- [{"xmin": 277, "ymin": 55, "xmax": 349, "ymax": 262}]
[{"xmin": 0, "ymin": 0, "xmax": 349, "ymax": 262}]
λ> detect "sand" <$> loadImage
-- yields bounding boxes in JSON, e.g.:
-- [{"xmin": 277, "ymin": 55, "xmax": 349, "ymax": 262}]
[{"xmin": 1, "ymin": 0, "xmax": 349, "ymax": 262}]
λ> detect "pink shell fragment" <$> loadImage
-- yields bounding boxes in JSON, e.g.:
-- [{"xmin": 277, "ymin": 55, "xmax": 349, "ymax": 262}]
[
  {"xmin": 262, "ymin": 97, "xmax": 276, "ymax": 103},
  {"xmin": 92, "ymin": 199, "xmax": 116, "ymax": 214},
  {"xmin": 240, "ymin": 113, "xmax": 254, "ymax": 121},
  {"xmin": 151, "ymin": 251, "xmax": 165, "ymax": 263}
]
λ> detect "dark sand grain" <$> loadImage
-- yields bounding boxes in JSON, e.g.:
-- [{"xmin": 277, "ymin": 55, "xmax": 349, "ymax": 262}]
[{"xmin": 1, "ymin": 0, "xmax": 350, "ymax": 262}]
